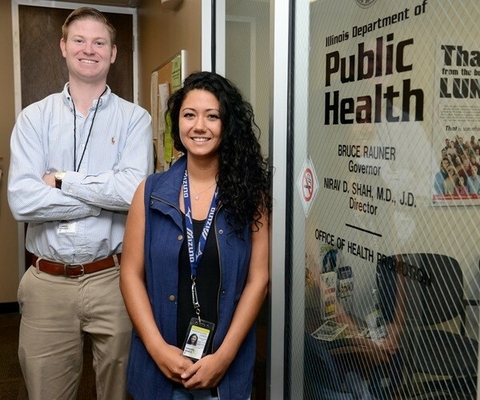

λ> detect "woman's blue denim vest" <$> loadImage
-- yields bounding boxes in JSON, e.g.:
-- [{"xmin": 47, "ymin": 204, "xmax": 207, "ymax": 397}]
[{"xmin": 127, "ymin": 156, "xmax": 256, "ymax": 400}]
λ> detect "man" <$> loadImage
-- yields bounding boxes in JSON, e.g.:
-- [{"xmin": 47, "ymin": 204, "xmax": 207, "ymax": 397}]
[
  {"xmin": 467, "ymin": 164, "xmax": 480, "ymax": 194},
  {"xmin": 8, "ymin": 7, "xmax": 153, "ymax": 399},
  {"xmin": 433, "ymin": 157, "xmax": 450, "ymax": 195}
]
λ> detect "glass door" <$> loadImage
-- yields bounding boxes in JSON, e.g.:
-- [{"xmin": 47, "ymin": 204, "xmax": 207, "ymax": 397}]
[{"xmin": 293, "ymin": 1, "xmax": 480, "ymax": 399}]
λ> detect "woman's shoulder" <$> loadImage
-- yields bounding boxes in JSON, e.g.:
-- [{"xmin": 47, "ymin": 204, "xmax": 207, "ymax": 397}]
[
  {"xmin": 151, "ymin": 156, "xmax": 185, "ymax": 178},
  {"xmin": 145, "ymin": 171, "xmax": 168, "ymax": 196},
  {"xmin": 145, "ymin": 157, "xmax": 187, "ymax": 199}
]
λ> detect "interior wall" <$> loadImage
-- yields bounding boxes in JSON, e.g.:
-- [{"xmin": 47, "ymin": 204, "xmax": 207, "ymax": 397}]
[
  {"xmin": 0, "ymin": 0, "xmax": 20, "ymax": 305},
  {"xmin": 137, "ymin": 0, "xmax": 202, "ymax": 110}
]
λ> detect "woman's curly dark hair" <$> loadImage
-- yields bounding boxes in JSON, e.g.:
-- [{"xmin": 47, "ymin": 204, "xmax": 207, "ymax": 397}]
[{"xmin": 167, "ymin": 71, "xmax": 272, "ymax": 233}]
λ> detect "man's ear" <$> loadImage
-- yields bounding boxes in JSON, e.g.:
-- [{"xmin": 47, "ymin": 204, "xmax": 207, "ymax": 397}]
[
  {"xmin": 60, "ymin": 38, "xmax": 67, "ymax": 58},
  {"xmin": 110, "ymin": 45, "xmax": 117, "ymax": 64}
]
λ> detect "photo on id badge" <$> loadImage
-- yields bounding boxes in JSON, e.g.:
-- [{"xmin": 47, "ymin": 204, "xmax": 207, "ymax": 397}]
[{"xmin": 183, "ymin": 318, "xmax": 215, "ymax": 361}]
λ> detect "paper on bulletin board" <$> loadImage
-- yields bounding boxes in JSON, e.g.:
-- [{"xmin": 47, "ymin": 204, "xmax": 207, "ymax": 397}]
[
  {"xmin": 150, "ymin": 70, "xmax": 159, "ymax": 142},
  {"xmin": 158, "ymin": 83, "xmax": 170, "ymax": 133},
  {"xmin": 171, "ymin": 54, "xmax": 182, "ymax": 93},
  {"xmin": 162, "ymin": 53, "xmax": 183, "ymax": 165},
  {"xmin": 151, "ymin": 51, "xmax": 186, "ymax": 169},
  {"xmin": 153, "ymin": 82, "xmax": 170, "ymax": 169}
]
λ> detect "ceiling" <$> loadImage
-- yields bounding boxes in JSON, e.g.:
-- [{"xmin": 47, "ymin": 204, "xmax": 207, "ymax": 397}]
[
  {"xmin": 53, "ymin": 0, "xmax": 141, "ymax": 7},
  {"xmin": 55, "ymin": 0, "xmax": 269, "ymax": 9}
]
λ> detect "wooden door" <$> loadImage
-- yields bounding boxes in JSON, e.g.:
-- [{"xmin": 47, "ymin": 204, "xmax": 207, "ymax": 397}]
[{"xmin": 19, "ymin": 5, "xmax": 134, "ymax": 107}]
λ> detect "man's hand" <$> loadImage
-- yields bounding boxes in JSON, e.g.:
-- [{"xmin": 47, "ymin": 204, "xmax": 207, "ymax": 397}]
[{"xmin": 42, "ymin": 172, "xmax": 56, "ymax": 188}]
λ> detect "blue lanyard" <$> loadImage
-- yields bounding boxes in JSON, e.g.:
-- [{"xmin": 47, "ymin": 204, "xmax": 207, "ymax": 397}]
[
  {"xmin": 183, "ymin": 169, "xmax": 218, "ymax": 319},
  {"xmin": 182, "ymin": 168, "xmax": 218, "ymax": 277}
]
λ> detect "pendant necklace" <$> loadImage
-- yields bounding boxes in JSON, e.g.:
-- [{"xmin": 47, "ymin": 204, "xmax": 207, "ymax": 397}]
[{"xmin": 192, "ymin": 181, "xmax": 217, "ymax": 201}]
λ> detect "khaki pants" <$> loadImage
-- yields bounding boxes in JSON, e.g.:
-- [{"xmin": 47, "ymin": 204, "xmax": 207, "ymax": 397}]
[{"xmin": 18, "ymin": 265, "xmax": 132, "ymax": 400}]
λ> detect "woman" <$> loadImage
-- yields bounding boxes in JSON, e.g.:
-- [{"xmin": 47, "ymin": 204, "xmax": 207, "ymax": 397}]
[
  {"xmin": 120, "ymin": 71, "xmax": 271, "ymax": 400},
  {"xmin": 443, "ymin": 166, "xmax": 457, "ymax": 195},
  {"xmin": 187, "ymin": 334, "xmax": 198, "ymax": 346},
  {"xmin": 455, "ymin": 175, "xmax": 469, "ymax": 197}
]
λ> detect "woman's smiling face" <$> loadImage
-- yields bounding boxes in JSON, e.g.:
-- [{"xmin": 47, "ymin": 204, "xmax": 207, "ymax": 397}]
[{"xmin": 179, "ymin": 89, "xmax": 223, "ymax": 159}]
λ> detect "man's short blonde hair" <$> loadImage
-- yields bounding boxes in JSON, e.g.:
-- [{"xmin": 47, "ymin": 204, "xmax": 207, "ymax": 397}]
[{"xmin": 62, "ymin": 7, "xmax": 116, "ymax": 46}]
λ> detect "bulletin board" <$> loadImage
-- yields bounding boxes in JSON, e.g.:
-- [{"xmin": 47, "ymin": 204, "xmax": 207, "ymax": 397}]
[{"xmin": 151, "ymin": 50, "xmax": 186, "ymax": 171}]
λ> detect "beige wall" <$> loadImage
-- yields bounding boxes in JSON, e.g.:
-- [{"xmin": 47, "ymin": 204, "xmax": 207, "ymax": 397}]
[
  {"xmin": 137, "ymin": 0, "xmax": 202, "ymax": 110},
  {"xmin": 0, "ymin": 1, "xmax": 20, "ymax": 304},
  {"xmin": 0, "ymin": 0, "xmax": 202, "ymax": 305}
]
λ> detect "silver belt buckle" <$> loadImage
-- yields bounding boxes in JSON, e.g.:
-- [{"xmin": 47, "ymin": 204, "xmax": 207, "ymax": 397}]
[{"xmin": 64, "ymin": 264, "xmax": 85, "ymax": 278}]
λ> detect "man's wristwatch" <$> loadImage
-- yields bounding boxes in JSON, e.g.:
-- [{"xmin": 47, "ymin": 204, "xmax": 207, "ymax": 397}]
[{"xmin": 55, "ymin": 171, "xmax": 66, "ymax": 189}]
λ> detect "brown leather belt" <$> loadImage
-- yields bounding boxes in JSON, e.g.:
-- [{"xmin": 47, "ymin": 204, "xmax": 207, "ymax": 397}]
[{"xmin": 32, "ymin": 254, "xmax": 121, "ymax": 278}]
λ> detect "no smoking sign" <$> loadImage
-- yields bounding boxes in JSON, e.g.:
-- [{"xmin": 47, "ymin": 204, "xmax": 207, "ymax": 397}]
[{"xmin": 297, "ymin": 156, "xmax": 319, "ymax": 217}]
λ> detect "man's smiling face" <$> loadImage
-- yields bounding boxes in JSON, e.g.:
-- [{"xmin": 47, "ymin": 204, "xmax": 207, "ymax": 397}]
[{"xmin": 60, "ymin": 17, "xmax": 117, "ymax": 85}]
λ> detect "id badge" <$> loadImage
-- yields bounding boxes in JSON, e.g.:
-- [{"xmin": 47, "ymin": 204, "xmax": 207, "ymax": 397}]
[
  {"xmin": 57, "ymin": 221, "xmax": 76, "ymax": 234},
  {"xmin": 182, "ymin": 317, "xmax": 215, "ymax": 361}
]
